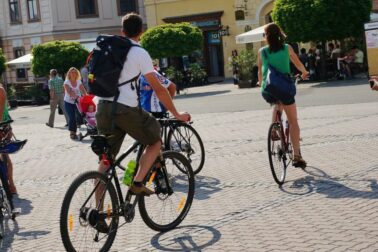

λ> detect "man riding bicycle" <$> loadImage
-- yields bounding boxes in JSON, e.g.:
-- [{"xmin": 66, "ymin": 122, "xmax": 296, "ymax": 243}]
[
  {"xmin": 140, "ymin": 67, "xmax": 177, "ymax": 118},
  {"xmin": 96, "ymin": 13, "xmax": 190, "ymax": 197}
]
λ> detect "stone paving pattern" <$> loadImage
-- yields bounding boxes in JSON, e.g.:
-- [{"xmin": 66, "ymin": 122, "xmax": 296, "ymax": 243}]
[{"xmin": 1, "ymin": 85, "xmax": 378, "ymax": 251}]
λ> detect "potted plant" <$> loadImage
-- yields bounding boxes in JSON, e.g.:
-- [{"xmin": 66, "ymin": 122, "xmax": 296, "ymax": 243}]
[
  {"xmin": 6, "ymin": 84, "xmax": 18, "ymax": 108},
  {"xmin": 230, "ymin": 49, "xmax": 257, "ymax": 88},
  {"xmin": 165, "ymin": 66, "xmax": 184, "ymax": 94}
]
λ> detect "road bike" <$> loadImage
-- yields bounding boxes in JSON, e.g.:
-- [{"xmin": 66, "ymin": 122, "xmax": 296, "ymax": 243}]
[
  {"xmin": 267, "ymin": 77, "xmax": 304, "ymax": 185},
  {"xmin": 60, "ymin": 135, "xmax": 195, "ymax": 251},
  {"xmin": 159, "ymin": 116, "xmax": 205, "ymax": 174},
  {"xmin": 157, "ymin": 114, "xmax": 205, "ymax": 175}
]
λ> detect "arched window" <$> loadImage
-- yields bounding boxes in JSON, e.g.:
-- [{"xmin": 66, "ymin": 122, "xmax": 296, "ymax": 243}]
[{"xmin": 235, "ymin": 10, "xmax": 245, "ymax": 21}]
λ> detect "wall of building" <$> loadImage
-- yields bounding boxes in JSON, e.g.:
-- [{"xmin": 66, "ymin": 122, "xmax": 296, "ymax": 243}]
[
  {"xmin": 144, "ymin": 0, "xmax": 275, "ymax": 78},
  {"xmin": 0, "ymin": 0, "xmax": 146, "ymax": 84}
]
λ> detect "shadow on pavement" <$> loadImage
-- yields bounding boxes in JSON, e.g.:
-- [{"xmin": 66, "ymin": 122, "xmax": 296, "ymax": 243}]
[
  {"xmin": 0, "ymin": 219, "xmax": 50, "ymax": 251},
  {"xmin": 281, "ymin": 166, "xmax": 378, "ymax": 199},
  {"xmin": 13, "ymin": 196, "xmax": 33, "ymax": 216},
  {"xmin": 194, "ymin": 176, "xmax": 222, "ymax": 200},
  {"xmin": 151, "ymin": 225, "xmax": 221, "ymax": 251},
  {"xmin": 310, "ymin": 78, "xmax": 368, "ymax": 88},
  {"xmin": 175, "ymin": 90, "xmax": 230, "ymax": 99}
]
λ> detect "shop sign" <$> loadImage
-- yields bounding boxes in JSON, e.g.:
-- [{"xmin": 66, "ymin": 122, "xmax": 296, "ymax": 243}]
[
  {"xmin": 208, "ymin": 32, "xmax": 221, "ymax": 44},
  {"xmin": 191, "ymin": 20, "xmax": 219, "ymax": 28}
]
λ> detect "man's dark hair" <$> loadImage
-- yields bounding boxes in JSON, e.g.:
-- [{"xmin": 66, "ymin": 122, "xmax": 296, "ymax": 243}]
[
  {"xmin": 122, "ymin": 13, "xmax": 143, "ymax": 38},
  {"xmin": 300, "ymin": 48, "xmax": 307, "ymax": 54}
]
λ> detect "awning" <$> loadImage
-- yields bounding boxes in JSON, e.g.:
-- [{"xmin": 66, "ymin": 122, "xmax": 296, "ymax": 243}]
[
  {"xmin": 235, "ymin": 24, "xmax": 268, "ymax": 44},
  {"xmin": 6, "ymin": 54, "xmax": 33, "ymax": 69}
]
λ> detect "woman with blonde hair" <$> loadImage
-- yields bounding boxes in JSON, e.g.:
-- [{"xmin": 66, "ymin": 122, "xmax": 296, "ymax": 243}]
[
  {"xmin": 64, "ymin": 67, "xmax": 87, "ymax": 139},
  {"xmin": 257, "ymin": 23, "xmax": 309, "ymax": 168}
]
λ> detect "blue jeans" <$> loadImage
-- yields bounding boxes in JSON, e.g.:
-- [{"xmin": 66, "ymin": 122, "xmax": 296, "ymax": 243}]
[{"xmin": 64, "ymin": 101, "xmax": 78, "ymax": 132}]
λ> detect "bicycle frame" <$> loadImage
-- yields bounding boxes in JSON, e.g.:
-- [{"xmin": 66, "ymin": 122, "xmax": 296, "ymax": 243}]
[
  {"xmin": 158, "ymin": 117, "xmax": 192, "ymax": 149},
  {"xmin": 275, "ymin": 110, "xmax": 290, "ymax": 152}
]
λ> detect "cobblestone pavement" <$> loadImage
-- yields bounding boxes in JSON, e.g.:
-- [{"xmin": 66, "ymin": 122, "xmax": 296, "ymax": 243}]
[{"xmin": 1, "ymin": 85, "xmax": 378, "ymax": 251}]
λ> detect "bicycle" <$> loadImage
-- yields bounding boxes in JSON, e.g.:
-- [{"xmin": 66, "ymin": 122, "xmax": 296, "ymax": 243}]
[
  {"xmin": 157, "ymin": 113, "xmax": 205, "ymax": 174},
  {"xmin": 0, "ymin": 120, "xmax": 26, "ymax": 239},
  {"xmin": 267, "ymin": 77, "xmax": 304, "ymax": 185},
  {"xmin": 60, "ymin": 135, "xmax": 195, "ymax": 252}
]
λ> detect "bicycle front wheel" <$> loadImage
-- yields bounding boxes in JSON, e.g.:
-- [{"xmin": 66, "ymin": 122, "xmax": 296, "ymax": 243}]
[
  {"xmin": 167, "ymin": 122, "xmax": 205, "ymax": 174},
  {"xmin": 139, "ymin": 151, "xmax": 195, "ymax": 232},
  {"xmin": 60, "ymin": 171, "xmax": 119, "ymax": 252},
  {"xmin": 268, "ymin": 122, "xmax": 287, "ymax": 185}
]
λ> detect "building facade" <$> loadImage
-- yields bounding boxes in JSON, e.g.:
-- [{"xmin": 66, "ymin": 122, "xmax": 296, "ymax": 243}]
[
  {"xmin": 144, "ymin": 0, "xmax": 275, "ymax": 79},
  {"xmin": 0, "ymin": 0, "xmax": 145, "ymax": 85}
]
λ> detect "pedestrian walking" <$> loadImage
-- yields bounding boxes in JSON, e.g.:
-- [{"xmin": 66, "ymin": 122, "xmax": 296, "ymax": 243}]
[
  {"xmin": 46, "ymin": 69, "xmax": 68, "ymax": 127},
  {"xmin": 80, "ymin": 64, "xmax": 89, "ymax": 92}
]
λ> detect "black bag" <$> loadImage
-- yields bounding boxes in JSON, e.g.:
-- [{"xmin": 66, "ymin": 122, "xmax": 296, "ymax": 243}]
[
  {"xmin": 263, "ymin": 49, "xmax": 296, "ymax": 100},
  {"xmin": 58, "ymin": 105, "xmax": 63, "ymax": 115},
  {"xmin": 87, "ymin": 35, "xmax": 139, "ymax": 97}
]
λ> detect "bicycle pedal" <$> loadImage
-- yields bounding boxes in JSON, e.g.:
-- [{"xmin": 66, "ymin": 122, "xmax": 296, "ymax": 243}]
[{"xmin": 12, "ymin": 208, "xmax": 21, "ymax": 214}]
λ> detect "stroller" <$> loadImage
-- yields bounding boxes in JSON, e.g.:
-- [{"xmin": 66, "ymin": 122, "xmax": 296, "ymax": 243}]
[{"xmin": 76, "ymin": 94, "xmax": 98, "ymax": 141}]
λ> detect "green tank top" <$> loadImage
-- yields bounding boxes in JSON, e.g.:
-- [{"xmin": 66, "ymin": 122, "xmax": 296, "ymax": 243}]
[
  {"xmin": 2, "ymin": 101, "xmax": 10, "ymax": 122},
  {"xmin": 261, "ymin": 44, "xmax": 290, "ymax": 91}
]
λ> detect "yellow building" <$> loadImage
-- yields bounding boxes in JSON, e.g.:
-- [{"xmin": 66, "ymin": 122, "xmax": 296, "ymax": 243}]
[{"xmin": 144, "ymin": 0, "xmax": 275, "ymax": 80}]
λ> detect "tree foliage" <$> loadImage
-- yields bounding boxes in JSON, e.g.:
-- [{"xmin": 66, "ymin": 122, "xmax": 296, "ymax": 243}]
[
  {"xmin": 0, "ymin": 48, "xmax": 6, "ymax": 77},
  {"xmin": 272, "ymin": 0, "xmax": 372, "ymax": 42},
  {"xmin": 140, "ymin": 22, "xmax": 203, "ymax": 58},
  {"xmin": 32, "ymin": 41, "xmax": 89, "ymax": 77}
]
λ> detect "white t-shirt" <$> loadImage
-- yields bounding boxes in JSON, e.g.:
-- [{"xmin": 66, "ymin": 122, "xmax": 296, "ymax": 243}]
[
  {"xmin": 64, "ymin": 79, "xmax": 83, "ymax": 104},
  {"xmin": 100, "ymin": 39, "xmax": 155, "ymax": 107}
]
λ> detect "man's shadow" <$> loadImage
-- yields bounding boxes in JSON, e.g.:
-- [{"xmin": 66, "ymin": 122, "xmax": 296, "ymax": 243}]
[
  {"xmin": 281, "ymin": 166, "xmax": 378, "ymax": 199},
  {"xmin": 150, "ymin": 225, "xmax": 221, "ymax": 251},
  {"xmin": 194, "ymin": 176, "xmax": 222, "ymax": 200}
]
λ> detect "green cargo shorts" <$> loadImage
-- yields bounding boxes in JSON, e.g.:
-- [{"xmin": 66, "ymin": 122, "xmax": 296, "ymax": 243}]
[{"xmin": 95, "ymin": 101, "xmax": 161, "ymax": 156}]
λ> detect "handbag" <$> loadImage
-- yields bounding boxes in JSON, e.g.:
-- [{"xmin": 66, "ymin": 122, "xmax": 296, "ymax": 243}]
[
  {"xmin": 58, "ymin": 105, "xmax": 64, "ymax": 115},
  {"xmin": 263, "ymin": 49, "xmax": 296, "ymax": 99}
]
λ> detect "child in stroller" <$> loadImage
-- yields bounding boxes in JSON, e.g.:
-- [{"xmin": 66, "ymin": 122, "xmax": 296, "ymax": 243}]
[{"xmin": 76, "ymin": 95, "xmax": 98, "ymax": 140}]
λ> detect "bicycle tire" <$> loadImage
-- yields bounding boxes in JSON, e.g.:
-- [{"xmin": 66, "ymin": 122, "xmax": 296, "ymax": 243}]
[
  {"xmin": 0, "ymin": 210, "xmax": 3, "ymax": 239},
  {"xmin": 268, "ymin": 122, "xmax": 287, "ymax": 185},
  {"xmin": 139, "ymin": 151, "xmax": 195, "ymax": 232},
  {"xmin": 166, "ymin": 122, "xmax": 205, "ymax": 174},
  {"xmin": 60, "ymin": 171, "xmax": 119, "ymax": 252}
]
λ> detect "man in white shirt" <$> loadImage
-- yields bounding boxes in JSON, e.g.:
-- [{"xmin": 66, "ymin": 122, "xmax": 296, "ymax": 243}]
[{"xmin": 96, "ymin": 13, "xmax": 190, "ymax": 197}]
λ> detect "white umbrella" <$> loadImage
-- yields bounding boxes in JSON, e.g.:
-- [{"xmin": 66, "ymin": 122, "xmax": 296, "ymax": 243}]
[
  {"xmin": 235, "ymin": 24, "xmax": 268, "ymax": 44},
  {"xmin": 6, "ymin": 54, "xmax": 33, "ymax": 69}
]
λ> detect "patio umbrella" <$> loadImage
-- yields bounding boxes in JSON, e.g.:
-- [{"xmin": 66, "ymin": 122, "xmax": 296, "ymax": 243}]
[
  {"xmin": 235, "ymin": 24, "xmax": 268, "ymax": 44},
  {"xmin": 6, "ymin": 54, "xmax": 33, "ymax": 69}
]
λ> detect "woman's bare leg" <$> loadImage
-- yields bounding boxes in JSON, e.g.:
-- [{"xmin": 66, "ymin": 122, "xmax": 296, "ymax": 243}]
[{"xmin": 282, "ymin": 103, "xmax": 301, "ymax": 157}]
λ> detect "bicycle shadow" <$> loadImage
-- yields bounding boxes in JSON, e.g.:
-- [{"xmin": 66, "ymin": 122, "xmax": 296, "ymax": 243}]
[
  {"xmin": 13, "ymin": 196, "xmax": 33, "ymax": 216},
  {"xmin": 150, "ymin": 225, "xmax": 221, "ymax": 251},
  {"xmin": 175, "ymin": 90, "xmax": 230, "ymax": 99},
  {"xmin": 281, "ymin": 166, "xmax": 378, "ymax": 199},
  {"xmin": 194, "ymin": 175, "xmax": 222, "ymax": 200}
]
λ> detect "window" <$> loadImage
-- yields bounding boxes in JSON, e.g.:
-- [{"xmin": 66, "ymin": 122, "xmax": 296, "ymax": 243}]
[
  {"xmin": 13, "ymin": 47, "xmax": 27, "ymax": 81},
  {"xmin": 235, "ymin": 10, "xmax": 245, "ymax": 21},
  {"xmin": 27, "ymin": 0, "xmax": 40, "ymax": 22},
  {"xmin": 117, "ymin": 0, "xmax": 138, "ymax": 16},
  {"xmin": 75, "ymin": 0, "xmax": 98, "ymax": 18},
  {"xmin": 9, "ymin": 0, "xmax": 21, "ymax": 23}
]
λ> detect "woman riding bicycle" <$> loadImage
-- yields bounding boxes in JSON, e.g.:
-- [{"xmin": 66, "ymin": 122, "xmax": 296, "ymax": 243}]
[{"xmin": 257, "ymin": 23, "xmax": 309, "ymax": 168}]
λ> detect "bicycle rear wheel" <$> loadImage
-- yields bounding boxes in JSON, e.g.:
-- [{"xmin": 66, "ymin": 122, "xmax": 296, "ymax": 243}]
[
  {"xmin": 268, "ymin": 122, "xmax": 287, "ymax": 185},
  {"xmin": 167, "ymin": 122, "xmax": 205, "ymax": 174},
  {"xmin": 60, "ymin": 171, "xmax": 119, "ymax": 252},
  {"xmin": 139, "ymin": 151, "xmax": 195, "ymax": 232}
]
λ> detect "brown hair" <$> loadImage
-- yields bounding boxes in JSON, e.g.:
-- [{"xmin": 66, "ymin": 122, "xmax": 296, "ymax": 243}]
[
  {"xmin": 122, "ymin": 12, "xmax": 143, "ymax": 38},
  {"xmin": 264, "ymin": 23, "xmax": 286, "ymax": 53}
]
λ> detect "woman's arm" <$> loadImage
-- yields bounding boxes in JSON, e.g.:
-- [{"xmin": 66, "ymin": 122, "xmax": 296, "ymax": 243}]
[
  {"xmin": 64, "ymin": 84, "xmax": 77, "ymax": 98},
  {"xmin": 79, "ymin": 84, "xmax": 87, "ymax": 96},
  {"xmin": 289, "ymin": 45, "xmax": 309, "ymax": 79}
]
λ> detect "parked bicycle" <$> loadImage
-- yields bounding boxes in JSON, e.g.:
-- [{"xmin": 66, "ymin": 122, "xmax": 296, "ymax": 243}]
[
  {"xmin": 60, "ymin": 135, "xmax": 195, "ymax": 251},
  {"xmin": 0, "ymin": 120, "xmax": 26, "ymax": 238},
  {"xmin": 267, "ymin": 77, "xmax": 304, "ymax": 185},
  {"xmin": 157, "ymin": 113, "xmax": 205, "ymax": 174}
]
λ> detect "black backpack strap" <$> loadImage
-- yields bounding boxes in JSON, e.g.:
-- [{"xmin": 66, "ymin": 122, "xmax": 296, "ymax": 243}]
[{"xmin": 111, "ymin": 73, "xmax": 141, "ymax": 115}]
